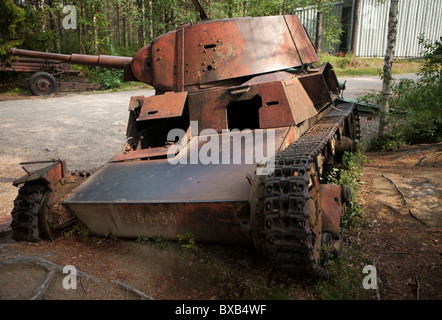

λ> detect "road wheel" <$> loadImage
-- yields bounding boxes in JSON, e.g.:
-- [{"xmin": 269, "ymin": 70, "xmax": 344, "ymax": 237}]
[{"xmin": 28, "ymin": 72, "xmax": 58, "ymax": 96}]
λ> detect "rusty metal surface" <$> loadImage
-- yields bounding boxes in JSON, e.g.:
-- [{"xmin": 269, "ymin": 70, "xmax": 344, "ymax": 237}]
[
  {"xmin": 282, "ymin": 77, "xmax": 317, "ymax": 124},
  {"xmin": 298, "ymin": 63, "xmax": 340, "ymax": 107},
  {"xmin": 13, "ymin": 161, "xmax": 63, "ymax": 191},
  {"xmin": 65, "ymin": 128, "xmax": 288, "ymax": 204},
  {"xmin": 137, "ymin": 91, "xmax": 188, "ymax": 121},
  {"xmin": 63, "ymin": 127, "xmax": 290, "ymax": 246},
  {"xmin": 63, "ymin": 160, "xmax": 254, "ymax": 203},
  {"xmin": 146, "ymin": 15, "xmax": 320, "ymax": 91},
  {"xmin": 283, "ymin": 15, "xmax": 318, "ymax": 64},
  {"xmin": 187, "ymin": 71, "xmax": 320, "ymax": 134},
  {"xmin": 151, "ymin": 32, "xmax": 177, "ymax": 91},
  {"xmin": 1, "ymin": 57, "xmax": 79, "ymax": 74},
  {"xmin": 319, "ymin": 184, "xmax": 344, "ymax": 237},
  {"xmin": 10, "ymin": 48, "xmax": 132, "ymax": 69},
  {"xmin": 58, "ymin": 81, "xmax": 98, "ymax": 90},
  {"xmin": 69, "ymin": 201, "xmax": 251, "ymax": 244},
  {"xmin": 183, "ymin": 16, "xmax": 318, "ymax": 87},
  {"xmin": 111, "ymin": 146, "xmax": 171, "ymax": 162},
  {"xmin": 64, "ymin": 127, "xmax": 289, "ymax": 244},
  {"xmin": 131, "ymin": 45, "xmax": 152, "ymax": 85},
  {"xmin": 10, "ymin": 48, "xmax": 71, "ymax": 62}
]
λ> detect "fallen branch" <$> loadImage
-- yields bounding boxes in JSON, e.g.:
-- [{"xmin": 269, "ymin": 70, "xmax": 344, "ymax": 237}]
[
  {"xmin": 0, "ymin": 255, "xmax": 155, "ymax": 300},
  {"xmin": 416, "ymin": 152, "xmax": 442, "ymax": 166},
  {"xmin": 30, "ymin": 270, "xmax": 55, "ymax": 300},
  {"xmin": 395, "ymin": 149, "xmax": 430, "ymax": 161},
  {"xmin": 112, "ymin": 280, "xmax": 155, "ymax": 300},
  {"xmin": 379, "ymin": 201, "xmax": 402, "ymax": 215},
  {"xmin": 382, "ymin": 175, "xmax": 426, "ymax": 225}
]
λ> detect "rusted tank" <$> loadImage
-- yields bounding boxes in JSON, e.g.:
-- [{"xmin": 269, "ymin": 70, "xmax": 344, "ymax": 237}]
[{"xmin": 10, "ymin": 3, "xmax": 360, "ymax": 276}]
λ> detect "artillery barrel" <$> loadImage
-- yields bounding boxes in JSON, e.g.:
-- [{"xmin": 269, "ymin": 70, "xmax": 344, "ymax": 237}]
[{"xmin": 10, "ymin": 48, "xmax": 132, "ymax": 69}]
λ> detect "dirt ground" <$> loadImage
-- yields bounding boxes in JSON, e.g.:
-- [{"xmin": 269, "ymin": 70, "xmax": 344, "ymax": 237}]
[
  {"xmin": 0, "ymin": 84, "xmax": 440, "ymax": 301},
  {"xmin": 357, "ymin": 145, "xmax": 442, "ymax": 300}
]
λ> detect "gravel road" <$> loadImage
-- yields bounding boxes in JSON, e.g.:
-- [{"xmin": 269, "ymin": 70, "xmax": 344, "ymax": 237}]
[
  {"xmin": 0, "ymin": 73, "xmax": 419, "ymax": 219},
  {"xmin": 339, "ymin": 73, "xmax": 420, "ymax": 100},
  {"xmin": 0, "ymin": 89, "xmax": 155, "ymax": 219}
]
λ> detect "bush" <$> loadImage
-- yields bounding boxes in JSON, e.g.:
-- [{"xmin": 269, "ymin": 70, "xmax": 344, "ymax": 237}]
[
  {"xmin": 328, "ymin": 152, "xmax": 367, "ymax": 227},
  {"xmin": 98, "ymin": 69, "xmax": 123, "ymax": 89},
  {"xmin": 359, "ymin": 36, "xmax": 442, "ymax": 149}
]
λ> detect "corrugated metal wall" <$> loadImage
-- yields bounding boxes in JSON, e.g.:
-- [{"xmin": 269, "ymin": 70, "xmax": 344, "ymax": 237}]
[
  {"xmin": 295, "ymin": 2, "xmax": 344, "ymax": 53},
  {"xmin": 296, "ymin": 0, "xmax": 442, "ymax": 58},
  {"xmin": 355, "ymin": 0, "xmax": 442, "ymax": 57}
]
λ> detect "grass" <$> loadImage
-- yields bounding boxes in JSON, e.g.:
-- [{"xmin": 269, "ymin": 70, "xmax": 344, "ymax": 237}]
[
  {"xmin": 315, "ymin": 151, "xmax": 376, "ymax": 300},
  {"xmin": 315, "ymin": 247, "xmax": 376, "ymax": 300},
  {"xmin": 316, "ymin": 52, "xmax": 423, "ymax": 77},
  {"xmin": 327, "ymin": 152, "xmax": 368, "ymax": 228}
]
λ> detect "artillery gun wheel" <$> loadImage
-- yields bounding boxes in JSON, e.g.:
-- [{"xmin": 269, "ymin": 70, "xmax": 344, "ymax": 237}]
[{"xmin": 28, "ymin": 72, "xmax": 58, "ymax": 96}]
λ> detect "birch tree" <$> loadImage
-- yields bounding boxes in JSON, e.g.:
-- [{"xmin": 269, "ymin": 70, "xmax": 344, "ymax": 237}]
[{"xmin": 378, "ymin": 0, "xmax": 399, "ymax": 138}]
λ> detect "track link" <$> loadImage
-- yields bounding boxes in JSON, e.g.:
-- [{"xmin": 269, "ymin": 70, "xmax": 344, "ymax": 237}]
[
  {"xmin": 10, "ymin": 170, "xmax": 91, "ymax": 242},
  {"xmin": 255, "ymin": 102, "xmax": 357, "ymax": 276},
  {"xmin": 11, "ymin": 183, "xmax": 47, "ymax": 241}
]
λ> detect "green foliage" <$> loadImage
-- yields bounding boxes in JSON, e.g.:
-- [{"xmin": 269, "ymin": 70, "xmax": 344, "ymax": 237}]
[
  {"xmin": 152, "ymin": 235, "xmax": 168, "ymax": 249},
  {"xmin": 104, "ymin": 230, "xmax": 118, "ymax": 241},
  {"xmin": 177, "ymin": 232, "xmax": 198, "ymax": 253},
  {"xmin": 64, "ymin": 223, "xmax": 90, "ymax": 239},
  {"xmin": 314, "ymin": 0, "xmax": 344, "ymax": 50},
  {"xmin": 0, "ymin": 0, "xmax": 25, "ymax": 61},
  {"xmin": 359, "ymin": 36, "xmax": 442, "ymax": 149},
  {"xmin": 136, "ymin": 235, "xmax": 150, "ymax": 243},
  {"xmin": 315, "ymin": 248, "xmax": 375, "ymax": 300},
  {"xmin": 328, "ymin": 152, "xmax": 367, "ymax": 227},
  {"xmin": 97, "ymin": 68, "xmax": 123, "ymax": 89}
]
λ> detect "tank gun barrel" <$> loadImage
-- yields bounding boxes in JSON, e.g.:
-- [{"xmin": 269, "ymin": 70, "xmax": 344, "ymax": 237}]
[{"xmin": 10, "ymin": 48, "xmax": 132, "ymax": 69}]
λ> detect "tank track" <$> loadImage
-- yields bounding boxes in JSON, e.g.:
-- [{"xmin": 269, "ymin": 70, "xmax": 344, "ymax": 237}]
[
  {"xmin": 259, "ymin": 102, "xmax": 357, "ymax": 276},
  {"xmin": 10, "ymin": 183, "xmax": 47, "ymax": 242},
  {"xmin": 10, "ymin": 170, "xmax": 92, "ymax": 242}
]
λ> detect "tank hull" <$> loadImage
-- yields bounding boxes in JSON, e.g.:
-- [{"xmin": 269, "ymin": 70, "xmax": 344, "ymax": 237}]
[{"xmin": 63, "ymin": 128, "xmax": 287, "ymax": 243}]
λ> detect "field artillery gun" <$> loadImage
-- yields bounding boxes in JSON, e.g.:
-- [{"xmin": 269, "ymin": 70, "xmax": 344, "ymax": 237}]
[{"xmin": 3, "ymin": 48, "xmax": 125, "ymax": 95}]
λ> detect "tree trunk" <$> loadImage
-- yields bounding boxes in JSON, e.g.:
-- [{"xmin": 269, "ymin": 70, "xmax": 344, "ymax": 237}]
[
  {"xmin": 282, "ymin": 0, "xmax": 287, "ymax": 15},
  {"xmin": 78, "ymin": 1, "xmax": 82, "ymax": 53},
  {"xmin": 315, "ymin": 11, "xmax": 323, "ymax": 52},
  {"xmin": 141, "ymin": 0, "xmax": 146, "ymax": 46},
  {"xmin": 93, "ymin": 6, "xmax": 98, "ymax": 54},
  {"xmin": 350, "ymin": 0, "xmax": 360, "ymax": 54},
  {"xmin": 41, "ymin": 0, "xmax": 46, "ymax": 35},
  {"xmin": 81, "ymin": 1, "xmax": 86, "ymax": 54},
  {"xmin": 116, "ymin": 1, "xmax": 121, "ymax": 47},
  {"xmin": 106, "ymin": 0, "xmax": 112, "ymax": 47},
  {"xmin": 378, "ymin": 0, "xmax": 399, "ymax": 138},
  {"xmin": 56, "ymin": 7, "xmax": 62, "ymax": 53},
  {"xmin": 148, "ymin": 0, "xmax": 153, "ymax": 41},
  {"xmin": 123, "ymin": 2, "xmax": 128, "ymax": 48}
]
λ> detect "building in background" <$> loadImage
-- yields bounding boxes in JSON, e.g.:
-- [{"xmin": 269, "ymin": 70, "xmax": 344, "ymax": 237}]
[{"xmin": 296, "ymin": 0, "xmax": 442, "ymax": 58}]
